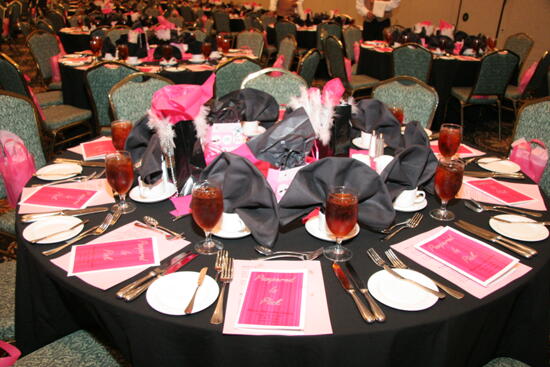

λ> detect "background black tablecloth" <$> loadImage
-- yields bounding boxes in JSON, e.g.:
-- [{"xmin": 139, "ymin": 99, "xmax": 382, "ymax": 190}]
[
  {"xmin": 58, "ymin": 31, "xmax": 92, "ymax": 54},
  {"xmin": 15, "ymin": 151, "xmax": 550, "ymax": 367}
]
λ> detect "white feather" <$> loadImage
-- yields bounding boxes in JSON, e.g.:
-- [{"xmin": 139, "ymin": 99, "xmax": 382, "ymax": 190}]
[
  {"xmin": 147, "ymin": 109, "xmax": 175, "ymax": 154},
  {"xmin": 288, "ymin": 87, "xmax": 334, "ymax": 145},
  {"xmin": 193, "ymin": 104, "xmax": 211, "ymax": 144}
]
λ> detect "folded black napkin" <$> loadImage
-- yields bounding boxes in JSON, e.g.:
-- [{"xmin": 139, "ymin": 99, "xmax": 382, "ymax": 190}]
[
  {"xmin": 246, "ymin": 108, "xmax": 316, "ymax": 169},
  {"xmin": 101, "ymin": 37, "xmax": 116, "ymax": 56},
  {"xmin": 200, "ymin": 152, "xmax": 279, "ymax": 248},
  {"xmin": 153, "ymin": 44, "xmax": 183, "ymax": 60},
  {"xmin": 208, "ymin": 88, "xmax": 279, "ymax": 123},
  {"xmin": 279, "ymin": 157, "xmax": 395, "ymax": 230},
  {"xmin": 402, "ymin": 120, "xmax": 430, "ymax": 149},
  {"xmin": 125, "ymin": 115, "xmax": 164, "ymax": 184},
  {"xmin": 427, "ymin": 35, "xmax": 454, "ymax": 53},
  {"xmin": 351, "ymin": 99, "xmax": 401, "ymax": 149}
]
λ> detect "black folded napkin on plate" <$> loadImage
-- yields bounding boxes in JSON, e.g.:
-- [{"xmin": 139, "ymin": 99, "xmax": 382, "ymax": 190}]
[
  {"xmin": 402, "ymin": 120, "xmax": 430, "ymax": 149},
  {"xmin": 208, "ymin": 88, "xmax": 279, "ymax": 123},
  {"xmin": 380, "ymin": 144, "xmax": 437, "ymax": 199},
  {"xmin": 351, "ymin": 99, "xmax": 401, "ymax": 149},
  {"xmin": 128, "ymin": 41, "xmax": 148, "ymax": 58},
  {"xmin": 101, "ymin": 37, "xmax": 116, "ymax": 56},
  {"xmin": 246, "ymin": 108, "xmax": 316, "ymax": 169},
  {"xmin": 153, "ymin": 44, "xmax": 183, "ymax": 60},
  {"xmin": 125, "ymin": 115, "xmax": 164, "ymax": 184},
  {"xmin": 115, "ymin": 34, "xmax": 128, "ymax": 46},
  {"xmin": 200, "ymin": 152, "xmax": 279, "ymax": 248},
  {"xmin": 279, "ymin": 157, "xmax": 395, "ymax": 230}
]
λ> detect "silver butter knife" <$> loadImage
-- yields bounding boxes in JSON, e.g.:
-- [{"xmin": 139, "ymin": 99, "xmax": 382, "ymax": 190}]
[
  {"xmin": 345, "ymin": 262, "xmax": 385, "ymax": 322},
  {"xmin": 21, "ymin": 207, "xmax": 109, "ymax": 222}
]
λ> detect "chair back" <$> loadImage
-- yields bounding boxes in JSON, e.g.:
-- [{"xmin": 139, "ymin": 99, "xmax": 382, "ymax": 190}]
[
  {"xmin": 521, "ymin": 51, "xmax": 550, "ymax": 99},
  {"xmin": 215, "ymin": 56, "xmax": 261, "ymax": 99},
  {"xmin": 512, "ymin": 96, "xmax": 550, "ymax": 195},
  {"xmin": 45, "ymin": 10, "xmax": 65, "ymax": 32},
  {"xmin": 0, "ymin": 91, "xmax": 47, "ymax": 198},
  {"xmin": 471, "ymin": 50, "xmax": 519, "ymax": 97},
  {"xmin": 194, "ymin": 29, "xmax": 208, "ymax": 43},
  {"xmin": 260, "ymin": 14, "xmax": 276, "ymax": 28},
  {"xmin": 26, "ymin": 30, "xmax": 60, "ymax": 81},
  {"xmin": 144, "ymin": 6, "xmax": 160, "ymax": 17},
  {"xmin": 90, "ymin": 26, "xmax": 108, "ymax": 39},
  {"xmin": 324, "ymin": 35, "xmax": 349, "ymax": 84},
  {"xmin": 109, "ymin": 73, "xmax": 174, "ymax": 123},
  {"xmin": 392, "ymin": 43, "xmax": 433, "ymax": 83},
  {"xmin": 372, "ymin": 76, "xmax": 439, "ymax": 128},
  {"xmin": 179, "ymin": 5, "xmax": 195, "ymax": 23},
  {"xmin": 241, "ymin": 67, "xmax": 307, "ymax": 105},
  {"xmin": 503, "ymin": 32, "xmax": 534, "ymax": 69},
  {"xmin": 236, "ymin": 30, "xmax": 264, "ymax": 58},
  {"xmin": 297, "ymin": 48, "xmax": 321, "ymax": 87},
  {"xmin": 343, "ymin": 25, "xmax": 362, "ymax": 63},
  {"xmin": 85, "ymin": 62, "xmax": 138, "ymax": 133},
  {"xmin": 6, "ymin": 1, "xmax": 21, "ymax": 24},
  {"xmin": 0, "ymin": 52, "xmax": 34, "ymax": 100},
  {"xmin": 274, "ymin": 20, "xmax": 296, "ymax": 48},
  {"xmin": 213, "ymin": 11, "xmax": 231, "ymax": 34},
  {"xmin": 246, "ymin": 14, "xmax": 264, "ymax": 32},
  {"xmin": 35, "ymin": 18, "xmax": 55, "ymax": 33},
  {"xmin": 317, "ymin": 22, "xmax": 342, "ymax": 52},
  {"xmin": 276, "ymin": 35, "xmax": 296, "ymax": 70},
  {"xmin": 106, "ymin": 26, "xmax": 130, "ymax": 45}
]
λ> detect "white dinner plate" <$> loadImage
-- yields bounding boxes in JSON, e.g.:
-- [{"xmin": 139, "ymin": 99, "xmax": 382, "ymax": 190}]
[
  {"xmin": 393, "ymin": 199, "xmax": 428, "ymax": 212},
  {"xmin": 351, "ymin": 137, "xmax": 370, "ymax": 149},
  {"xmin": 35, "ymin": 163, "xmax": 82, "ymax": 181},
  {"xmin": 128, "ymin": 183, "xmax": 177, "ymax": 203},
  {"xmin": 188, "ymin": 58, "xmax": 206, "ymax": 64},
  {"xmin": 23, "ymin": 215, "xmax": 85, "ymax": 244},
  {"xmin": 489, "ymin": 214, "xmax": 549, "ymax": 242},
  {"xmin": 146, "ymin": 271, "xmax": 219, "ymax": 315},
  {"xmin": 367, "ymin": 268, "xmax": 439, "ymax": 311},
  {"xmin": 305, "ymin": 216, "xmax": 359, "ymax": 242},
  {"xmin": 243, "ymin": 126, "xmax": 266, "ymax": 137},
  {"xmin": 61, "ymin": 60, "xmax": 86, "ymax": 66},
  {"xmin": 478, "ymin": 157, "xmax": 521, "ymax": 174}
]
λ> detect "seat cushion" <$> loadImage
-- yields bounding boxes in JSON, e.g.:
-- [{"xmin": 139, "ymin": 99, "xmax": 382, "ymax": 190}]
[
  {"xmin": 0, "ymin": 261, "xmax": 16, "ymax": 341},
  {"xmin": 36, "ymin": 91, "xmax": 63, "ymax": 108},
  {"xmin": 0, "ymin": 209, "xmax": 16, "ymax": 235},
  {"xmin": 47, "ymin": 81, "xmax": 62, "ymax": 90},
  {"xmin": 451, "ymin": 87, "xmax": 498, "ymax": 104},
  {"xmin": 483, "ymin": 357, "xmax": 530, "ymax": 367},
  {"xmin": 350, "ymin": 74, "xmax": 379, "ymax": 90},
  {"xmin": 505, "ymin": 85, "xmax": 521, "ymax": 99},
  {"xmin": 42, "ymin": 105, "xmax": 92, "ymax": 131}
]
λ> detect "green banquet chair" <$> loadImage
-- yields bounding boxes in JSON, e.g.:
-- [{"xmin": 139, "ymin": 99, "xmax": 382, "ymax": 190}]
[
  {"xmin": 275, "ymin": 35, "xmax": 297, "ymax": 70},
  {"xmin": 26, "ymin": 30, "xmax": 63, "ymax": 90},
  {"xmin": 483, "ymin": 357, "xmax": 530, "ymax": 367},
  {"xmin": 236, "ymin": 29, "xmax": 264, "ymax": 59},
  {"xmin": 214, "ymin": 56, "xmax": 261, "ymax": 99},
  {"xmin": 0, "ymin": 261, "xmax": 16, "ymax": 341},
  {"xmin": 297, "ymin": 48, "xmax": 321, "ymax": 87},
  {"xmin": 392, "ymin": 43, "xmax": 433, "ymax": 83},
  {"xmin": 503, "ymin": 32, "xmax": 534, "ymax": 71},
  {"xmin": 241, "ymin": 67, "xmax": 307, "ymax": 106}
]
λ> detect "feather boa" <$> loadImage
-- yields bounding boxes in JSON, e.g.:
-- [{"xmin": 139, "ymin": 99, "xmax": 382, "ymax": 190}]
[
  {"xmin": 147, "ymin": 109, "xmax": 175, "ymax": 155},
  {"xmin": 288, "ymin": 87, "xmax": 334, "ymax": 146},
  {"xmin": 192, "ymin": 104, "xmax": 211, "ymax": 145}
]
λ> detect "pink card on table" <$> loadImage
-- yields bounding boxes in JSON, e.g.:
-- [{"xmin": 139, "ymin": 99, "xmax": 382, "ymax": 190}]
[
  {"xmin": 81, "ymin": 139, "xmax": 116, "ymax": 160},
  {"xmin": 266, "ymin": 165, "xmax": 305, "ymax": 202},
  {"xmin": 236, "ymin": 270, "xmax": 307, "ymax": 330},
  {"xmin": 20, "ymin": 186, "xmax": 98, "ymax": 209},
  {"xmin": 415, "ymin": 227, "xmax": 519, "ymax": 286},
  {"xmin": 68, "ymin": 237, "xmax": 159, "ymax": 276},
  {"xmin": 465, "ymin": 178, "xmax": 534, "ymax": 205},
  {"xmin": 431, "ymin": 142, "xmax": 472, "ymax": 155}
]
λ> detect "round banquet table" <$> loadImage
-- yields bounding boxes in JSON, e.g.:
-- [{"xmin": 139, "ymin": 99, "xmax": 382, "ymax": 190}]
[
  {"xmin": 58, "ymin": 31, "xmax": 92, "ymax": 54},
  {"xmin": 15, "ymin": 151, "xmax": 550, "ymax": 367}
]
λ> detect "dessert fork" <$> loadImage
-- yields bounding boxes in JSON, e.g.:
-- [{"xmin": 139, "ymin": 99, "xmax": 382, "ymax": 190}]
[
  {"xmin": 382, "ymin": 213, "xmax": 423, "ymax": 241},
  {"xmin": 210, "ymin": 257, "xmax": 233, "ymax": 324}
]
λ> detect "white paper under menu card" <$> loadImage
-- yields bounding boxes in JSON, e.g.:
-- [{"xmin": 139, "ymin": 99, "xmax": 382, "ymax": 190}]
[
  {"xmin": 223, "ymin": 260, "xmax": 332, "ymax": 336},
  {"xmin": 372, "ymin": 1, "xmax": 387, "ymax": 18}
]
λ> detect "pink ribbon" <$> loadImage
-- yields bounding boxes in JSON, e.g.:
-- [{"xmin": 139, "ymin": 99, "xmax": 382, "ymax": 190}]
[{"xmin": 0, "ymin": 341, "xmax": 21, "ymax": 367}]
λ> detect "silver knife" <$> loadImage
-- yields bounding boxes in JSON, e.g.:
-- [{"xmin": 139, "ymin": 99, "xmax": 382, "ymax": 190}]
[
  {"xmin": 464, "ymin": 171, "xmax": 525, "ymax": 179},
  {"xmin": 332, "ymin": 263, "xmax": 375, "ymax": 323},
  {"xmin": 455, "ymin": 220, "xmax": 537, "ymax": 258},
  {"xmin": 20, "ymin": 207, "xmax": 109, "ymax": 222},
  {"xmin": 344, "ymin": 262, "xmax": 386, "ymax": 322},
  {"xmin": 53, "ymin": 158, "xmax": 106, "ymax": 167}
]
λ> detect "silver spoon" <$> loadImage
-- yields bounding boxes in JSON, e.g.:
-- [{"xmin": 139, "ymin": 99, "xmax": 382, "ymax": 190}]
[
  {"xmin": 254, "ymin": 245, "xmax": 314, "ymax": 257},
  {"xmin": 464, "ymin": 200, "xmax": 543, "ymax": 218},
  {"xmin": 143, "ymin": 216, "xmax": 185, "ymax": 239}
]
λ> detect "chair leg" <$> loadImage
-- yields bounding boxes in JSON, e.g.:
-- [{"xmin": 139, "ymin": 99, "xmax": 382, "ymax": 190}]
[{"xmin": 459, "ymin": 102, "xmax": 465, "ymax": 126}]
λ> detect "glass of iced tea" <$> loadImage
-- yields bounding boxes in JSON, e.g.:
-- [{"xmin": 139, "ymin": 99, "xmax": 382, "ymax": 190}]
[
  {"xmin": 201, "ymin": 42, "xmax": 212, "ymax": 58},
  {"xmin": 324, "ymin": 186, "xmax": 358, "ymax": 262},
  {"xmin": 191, "ymin": 179, "xmax": 224, "ymax": 255},
  {"xmin": 105, "ymin": 151, "xmax": 136, "ymax": 214},
  {"xmin": 430, "ymin": 158, "xmax": 464, "ymax": 221},
  {"xmin": 90, "ymin": 35, "xmax": 103, "ymax": 62},
  {"xmin": 117, "ymin": 44, "xmax": 129, "ymax": 61},
  {"xmin": 111, "ymin": 120, "xmax": 133, "ymax": 150},
  {"xmin": 388, "ymin": 106, "xmax": 404, "ymax": 125},
  {"xmin": 438, "ymin": 123, "xmax": 462, "ymax": 160}
]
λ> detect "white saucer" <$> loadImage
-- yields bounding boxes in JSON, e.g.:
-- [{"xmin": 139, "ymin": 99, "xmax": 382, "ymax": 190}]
[
  {"xmin": 351, "ymin": 137, "xmax": 370, "ymax": 149},
  {"xmin": 35, "ymin": 163, "xmax": 82, "ymax": 181},
  {"xmin": 305, "ymin": 216, "xmax": 359, "ymax": 242},
  {"xmin": 61, "ymin": 60, "xmax": 86, "ymax": 66},
  {"xmin": 243, "ymin": 126, "xmax": 266, "ymax": 137},
  {"xmin": 213, "ymin": 225, "xmax": 251, "ymax": 239},
  {"xmin": 188, "ymin": 58, "xmax": 205, "ymax": 64},
  {"xmin": 393, "ymin": 199, "xmax": 428, "ymax": 212},
  {"xmin": 129, "ymin": 183, "xmax": 177, "ymax": 203},
  {"xmin": 367, "ymin": 268, "xmax": 439, "ymax": 311},
  {"xmin": 146, "ymin": 271, "xmax": 219, "ymax": 315},
  {"xmin": 160, "ymin": 60, "xmax": 178, "ymax": 66},
  {"xmin": 478, "ymin": 157, "xmax": 521, "ymax": 174},
  {"xmin": 23, "ymin": 215, "xmax": 84, "ymax": 244},
  {"xmin": 489, "ymin": 214, "xmax": 549, "ymax": 242},
  {"xmin": 126, "ymin": 60, "xmax": 142, "ymax": 66}
]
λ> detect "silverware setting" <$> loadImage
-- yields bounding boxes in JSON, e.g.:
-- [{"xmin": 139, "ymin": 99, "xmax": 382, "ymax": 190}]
[
  {"xmin": 213, "ymin": 250, "xmax": 228, "ymax": 281},
  {"xmin": 344, "ymin": 262, "xmax": 385, "ymax": 322},
  {"xmin": 332, "ymin": 262, "xmax": 375, "ymax": 323},
  {"xmin": 492, "ymin": 217, "xmax": 550, "ymax": 225},
  {"xmin": 53, "ymin": 157, "xmax": 106, "ymax": 167},
  {"xmin": 31, "ymin": 171, "xmax": 99, "ymax": 187},
  {"xmin": 384, "ymin": 249, "xmax": 464, "ymax": 300},
  {"xmin": 382, "ymin": 213, "xmax": 423, "ymax": 241},
  {"xmin": 464, "ymin": 199, "xmax": 543, "ymax": 218},
  {"xmin": 254, "ymin": 245, "xmax": 324, "ymax": 260},
  {"xmin": 185, "ymin": 267, "xmax": 208, "ymax": 314},
  {"xmin": 367, "ymin": 248, "xmax": 446, "ymax": 299},
  {"xmin": 144, "ymin": 216, "xmax": 185, "ymax": 239},
  {"xmin": 30, "ymin": 219, "xmax": 90, "ymax": 244},
  {"xmin": 210, "ymin": 256, "xmax": 233, "ymax": 324},
  {"xmin": 463, "ymin": 171, "xmax": 525, "ymax": 179},
  {"xmin": 20, "ymin": 207, "xmax": 109, "ymax": 222}
]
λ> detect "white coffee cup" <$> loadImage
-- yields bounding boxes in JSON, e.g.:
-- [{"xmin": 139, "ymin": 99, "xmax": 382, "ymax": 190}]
[
  {"xmin": 219, "ymin": 212, "xmax": 245, "ymax": 232},
  {"xmin": 139, "ymin": 179, "xmax": 166, "ymax": 198},
  {"xmin": 191, "ymin": 54, "xmax": 204, "ymax": 61},
  {"xmin": 242, "ymin": 120, "xmax": 260, "ymax": 136},
  {"xmin": 104, "ymin": 53, "xmax": 114, "ymax": 60},
  {"xmin": 210, "ymin": 51, "xmax": 221, "ymax": 59},
  {"xmin": 360, "ymin": 131, "xmax": 372, "ymax": 147},
  {"xmin": 393, "ymin": 188, "xmax": 426, "ymax": 209},
  {"xmin": 128, "ymin": 56, "xmax": 138, "ymax": 64},
  {"xmin": 374, "ymin": 155, "xmax": 394, "ymax": 174}
]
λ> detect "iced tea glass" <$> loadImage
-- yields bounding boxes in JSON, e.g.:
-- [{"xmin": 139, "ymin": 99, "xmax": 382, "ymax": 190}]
[
  {"xmin": 191, "ymin": 180, "xmax": 224, "ymax": 255},
  {"xmin": 105, "ymin": 151, "xmax": 136, "ymax": 214},
  {"xmin": 438, "ymin": 123, "xmax": 462, "ymax": 160},
  {"xmin": 430, "ymin": 158, "xmax": 464, "ymax": 221},
  {"xmin": 111, "ymin": 120, "xmax": 133, "ymax": 150},
  {"xmin": 324, "ymin": 186, "xmax": 358, "ymax": 262}
]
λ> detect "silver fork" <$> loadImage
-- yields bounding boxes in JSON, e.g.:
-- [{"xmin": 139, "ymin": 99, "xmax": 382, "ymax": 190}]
[
  {"xmin": 381, "ymin": 217, "xmax": 414, "ymax": 234},
  {"xmin": 31, "ymin": 171, "xmax": 98, "ymax": 188},
  {"xmin": 382, "ymin": 213, "xmax": 423, "ymax": 241},
  {"xmin": 210, "ymin": 257, "xmax": 233, "ymax": 324},
  {"xmin": 367, "ymin": 248, "xmax": 445, "ymax": 299},
  {"xmin": 42, "ymin": 213, "xmax": 113, "ymax": 256},
  {"xmin": 214, "ymin": 250, "xmax": 228, "ymax": 281},
  {"xmin": 385, "ymin": 249, "xmax": 464, "ymax": 299}
]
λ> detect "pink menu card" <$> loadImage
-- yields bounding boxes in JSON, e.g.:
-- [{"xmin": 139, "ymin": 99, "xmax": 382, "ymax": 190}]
[
  {"xmin": 21, "ymin": 186, "xmax": 98, "ymax": 209},
  {"xmin": 266, "ymin": 165, "xmax": 304, "ymax": 202},
  {"xmin": 415, "ymin": 227, "xmax": 519, "ymax": 286},
  {"xmin": 464, "ymin": 178, "xmax": 534, "ymax": 205},
  {"xmin": 81, "ymin": 139, "xmax": 116, "ymax": 160},
  {"xmin": 204, "ymin": 123, "xmax": 247, "ymax": 165},
  {"xmin": 68, "ymin": 237, "xmax": 159, "ymax": 276},
  {"xmin": 236, "ymin": 270, "xmax": 307, "ymax": 330}
]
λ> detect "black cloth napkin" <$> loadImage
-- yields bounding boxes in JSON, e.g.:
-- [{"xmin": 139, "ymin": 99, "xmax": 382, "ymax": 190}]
[
  {"xmin": 101, "ymin": 37, "xmax": 116, "ymax": 56},
  {"xmin": 246, "ymin": 108, "xmax": 316, "ymax": 169},
  {"xmin": 200, "ymin": 152, "xmax": 279, "ymax": 248},
  {"xmin": 208, "ymin": 88, "xmax": 279, "ymax": 123},
  {"xmin": 279, "ymin": 157, "xmax": 395, "ymax": 230},
  {"xmin": 125, "ymin": 115, "xmax": 164, "ymax": 184},
  {"xmin": 351, "ymin": 99, "xmax": 401, "ymax": 149},
  {"xmin": 402, "ymin": 120, "xmax": 430, "ymax": 149},
  {"xmin": 153, "ymin": 44, "xmax": 183, "ymax": 60}
]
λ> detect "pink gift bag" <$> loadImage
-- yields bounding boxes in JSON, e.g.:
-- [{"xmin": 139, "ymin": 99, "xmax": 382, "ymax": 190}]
[{"xmin": 509, "ymin": 138, "xmax": 548, "ymax": 183}]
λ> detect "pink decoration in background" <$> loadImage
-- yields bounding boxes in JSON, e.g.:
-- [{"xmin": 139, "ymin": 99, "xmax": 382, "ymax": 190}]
[
  {"xmin": 518, "ymin": 60, "xmax": 539, "ymax": 94},
  {"xmin": 321, "ymin": 78, "xmax": 345, "ymax": 106},
  {"xmin": 2, "ymin": 18, "xmax": 9, "ymax": 37},
  {"xmin": 157, "ymin": 16, "xmax": 177, "ymax": 30},
  {"xmin": 170, "ymin": 194, "xmax": 192, "ymax": 217},
  {"xmin": 453, "ymin": 41, "xmax": 464, "ymax": 55},
  {"xmin": 353, "ymin": 41, "xmax": 360, "ymax": 63},
  {"xmin": 509, "ymin": 138, "xmax": 548, "ymax": 183},
  {"xmin": 439, "ymin": 19, "xmax": 454, "ymax": 30},
  {"xmin": 344, "ymin": 57, "xmax": 352, "ymax": 84},
  {"xmin": 271, "ymin": 55, "xmax": 285, "ymax": 76}
]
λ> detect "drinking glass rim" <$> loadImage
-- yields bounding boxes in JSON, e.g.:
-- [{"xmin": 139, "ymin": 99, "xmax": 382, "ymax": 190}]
[{"xmin": 440, "ymin": 123, "xmax": 462, "ymax": 130}]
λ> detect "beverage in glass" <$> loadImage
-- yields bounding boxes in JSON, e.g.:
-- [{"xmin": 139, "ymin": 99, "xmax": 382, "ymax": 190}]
[
  {"xmin": 221, "ymin": 37, "xmax": 231, "ymax": 53},
  {"xmin": 105, "ymin": 151, "xmax": 136, "ymax": 214},
  {"xmin": 191, "ymin": 180, "xmax": 224, "ymax": 255},
  {"xmin": 201, "ymin": 42, "xmax": 212, "ymax": 58},
  {"xmin": 324, "ymin": 186, "xmax": 358, "ymax": 262},
  {"xmin": 90, "ymin": 35, "xmax": 103, "ymax": 61},
  {"xmin": 161, "ymin": 44, "xmax": 173, "ymax": 61},
  {"xmin": 117, "ymin": 44, "xmax": 129, "ymax": 61},
  {"xmin": 388, "ymin": 106, "xmax": 404, "ymax": 125},
  {"xmin": 430, "ymin": 158, "xmax": 464, "ymax": 221},
  {"xmin": 438, "ymin": 123, "xmax": 462, "ymax": 159},
  {"xmin": 111, "ymin": 120, "xmax": 133, "ymax": 150}
]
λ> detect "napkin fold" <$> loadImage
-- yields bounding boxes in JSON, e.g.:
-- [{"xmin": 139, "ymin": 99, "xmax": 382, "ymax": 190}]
[
  {"xmin": 153, "ymin": 44, "xmax": 183, "ymax": 60},
  {"xmin": 351, "ymin": 99, "xmax": 401, "ymax": 149},
  {"xmin": 279, "ymin": 157, "xmax": 395, "ymax": 230},
  {"xmin": 208, "ymin": 88, "xmax": 279, "ymax": 123},
  {"xmin": 200, "ymin": 152, "xmax": 279, "ymax": 248},
  {"xmin": 125, "ymin": 115, "xmax": 162, "ymax": 184},
  {"xmin": 402, "ymin": 120, "xmax": 430, "ymax": 148}
]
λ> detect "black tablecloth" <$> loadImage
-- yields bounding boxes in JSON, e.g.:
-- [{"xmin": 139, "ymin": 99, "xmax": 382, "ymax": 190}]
[
  {"xmin": 266, "ymin": 26, "xmax": 317, "ymax": 49},
  {"xmin": 15, "ymin": 151, "xmax": 550, "ymax": 367},
  {"xmin": 58, "ymin": 31, "xmax": 92, "ymax": 54}
]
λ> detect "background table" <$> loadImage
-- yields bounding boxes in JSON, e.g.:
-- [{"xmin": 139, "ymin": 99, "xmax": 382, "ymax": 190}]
[
  {"xmin": 15, "ymin": 151, "xmax": 550, "ymax": 367},
  {"xmin": 58, "ymin": 31, "xmax": 92, "ymax": 54}
]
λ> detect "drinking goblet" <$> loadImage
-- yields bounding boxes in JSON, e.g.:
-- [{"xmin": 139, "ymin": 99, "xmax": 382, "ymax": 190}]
[
  {"xmin": 201, "ymin": 42, "xmax": 212, "ymax": 58},
  {"xmin": 388, "ymin": 106, "xmax": 404, "ymax": 125},
  {"xmin": 90, "ymin": 35, "xmax": 103, "ymax": 62},
  {"xmin": 117, "ymin": 44, "xmax": 129, "ymax": 61},
  {"xmin": 111, "ymin": 120, "xmax": 133, "ymax": 150},
  {"xmin": 430, "ymin": 158, "xmax": 464, "ymax": 221},
  {"xmin": 105, "ymin": 151, "xmax": 136, "ymax": 214},
  {"xmin": 324, "ymin": 186, "xmax": 358, "ymax": 262},
  {"xmin": 191, "ymin": 180, "xmax": 224, "ymax": 255},
  {"xmin": 438, "ymin": 123, "xmax": 462, "ymax": 160}
]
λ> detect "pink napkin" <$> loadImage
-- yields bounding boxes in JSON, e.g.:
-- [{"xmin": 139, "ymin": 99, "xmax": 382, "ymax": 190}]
[
  {"xmin": 353, "ymin": 41, "xmax": 360, "ymax": 63},
  {"xmin": 169, "ymin": 194, "xmax": 192, "ymax": 216},
  {"xmin": 518, "ymin": 60, "xmax": 539, "ymax": 94},
  {"xmin": 391, "ymin": 227, "xmax": 532, "ymax": 299},
  {"xmin": 453, "ymin": 41, "xmax": 464, "ymax": 55},
  {"xmin": 50, "ymin": 220, "xmax": 191, "ymax": 290},
  {"xmin": 18, "ymin": 179, "xmax": 115, "ymax": 214},
  {"xmin": 271, "ymin": 54, "xmax": 285, "ymax": 76},
  {"xmin": 181, "ymin": 52, "xmax": 192, "ymax": 60},
  {"xmin": 50, "ymin": 53, "xmax": 63, "ymax": 83},
  {"xmin": 322, "ymin": 78, "xmax": 345, "ymax": 106},
  {"xmin": 439, "ymin": 19, "xmax": 453, "ymax": 30},
  {"xmin": 301, "ymin": 207, "xmax": 319, "ymax": 224}
]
